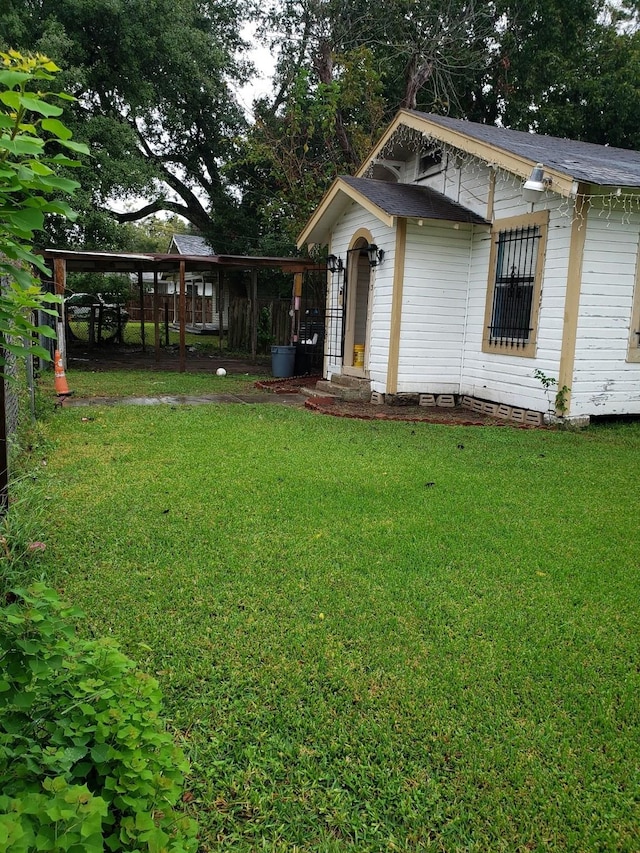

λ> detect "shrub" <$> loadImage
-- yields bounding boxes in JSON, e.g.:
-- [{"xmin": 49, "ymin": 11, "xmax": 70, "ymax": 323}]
[{"xmin": 0, "ymin": 584, "xmax": 198, "ymax": 852}]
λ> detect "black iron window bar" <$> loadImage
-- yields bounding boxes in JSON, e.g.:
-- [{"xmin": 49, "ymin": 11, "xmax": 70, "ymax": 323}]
[{"xmin": 488, "ymin": 225, "xmax": 540, "ymax": 348}]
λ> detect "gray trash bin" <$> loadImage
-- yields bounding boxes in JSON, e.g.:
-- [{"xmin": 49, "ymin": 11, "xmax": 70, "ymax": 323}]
[{"xmin": 271, "ymin": 345, "xmax": 296, "ymax": 378}]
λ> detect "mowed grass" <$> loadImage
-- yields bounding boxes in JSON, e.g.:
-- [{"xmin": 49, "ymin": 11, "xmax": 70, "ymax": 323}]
[
  {"xmin": 35, "ymin": 402, "xmax": 640, "ymax": 851},
  {"xmin": 44, "ymin": 366, "xmax": 269, "ymax": 400},
  {"xmin": 69, "ymin": 321, "xmax": 228, "ymax": 352}
]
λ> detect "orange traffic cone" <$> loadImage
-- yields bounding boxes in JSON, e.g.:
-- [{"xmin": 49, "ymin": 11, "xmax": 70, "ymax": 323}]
[{"xmin": 54, "ymin": 350, "xmax": 72, "ymax": 398}]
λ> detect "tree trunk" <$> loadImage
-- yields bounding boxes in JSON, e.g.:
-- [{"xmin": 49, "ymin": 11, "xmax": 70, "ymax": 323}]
[{"xmin": 401, "ymin": 56, "xmax": 435, "ymax": 111}]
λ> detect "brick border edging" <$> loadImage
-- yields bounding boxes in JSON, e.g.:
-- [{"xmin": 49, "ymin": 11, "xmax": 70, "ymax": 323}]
[{"xmin": 255, "ymin": 375, "xmax": 322, "ymax": 394}]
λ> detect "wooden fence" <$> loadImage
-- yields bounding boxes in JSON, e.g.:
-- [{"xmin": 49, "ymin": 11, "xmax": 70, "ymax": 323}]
[
  {"xmin": 124, "ymin": 296, "xmax": 291, "ymax": 350},
  {"xmin": 228, "ymin": 299, "xmax": 291, "ymax": 351}
]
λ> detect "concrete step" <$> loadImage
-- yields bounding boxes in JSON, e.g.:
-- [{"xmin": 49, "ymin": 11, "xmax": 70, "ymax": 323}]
[
  {"xmin": 299, "ymin": 384, "xmax": 339, "ymax": 399},
  {"xmin": 338, "ymin": 387, "xmax": 372, "ymax": 402},
  {"xmin": 328, "ymin": 373, "xmax": 371, "ymax": 391},
  {"xmin": 316, "ymin": 377, "xmax": 371, "ymax": 402},
  {"xmin": 315, "ymin": 379, "xmax": 338, "ymax": 395}
]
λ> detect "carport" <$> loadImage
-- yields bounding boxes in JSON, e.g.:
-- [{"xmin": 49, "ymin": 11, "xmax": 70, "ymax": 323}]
[{"xmin": 40, "ymin": 249, "xmax": 318, "ymax": 371}]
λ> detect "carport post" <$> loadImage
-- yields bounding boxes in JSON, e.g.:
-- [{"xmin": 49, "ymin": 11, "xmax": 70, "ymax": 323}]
[
  {"xmin": 153, "ymin": 271, "xmax": 160, "ymax": 365},
  {"xmin": 250, "ymin": 268, "xmax": 258, "ymax": 361},
  {"xmin": 179, "ymin": 260, "xmax": 186, "ymax": 372},
  {"xmin": 53, "ymin": 258, "xmax": 66, "ymax": 368},
  {"xmin": 138, "ymin": 271, "xmax": 146, "ymax": 353}
]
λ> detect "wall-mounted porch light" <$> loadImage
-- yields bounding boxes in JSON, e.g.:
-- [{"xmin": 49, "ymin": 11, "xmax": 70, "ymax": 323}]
[
  {"xmin": 326, "ymin": 254, "xmax": 343, "ymax": 274},
  {"xmin": 522, "ymin": 163, "xmax": 552, "ymax": 202},
  {"xmin": 367, "ymin": 243, "xmax": 385, "ymax": 267}
]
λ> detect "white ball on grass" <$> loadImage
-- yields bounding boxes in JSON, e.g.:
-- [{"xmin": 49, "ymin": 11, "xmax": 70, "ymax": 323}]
[{"xmin": 216, "ymin": 367, "xmax": 227, "ymax": 376}]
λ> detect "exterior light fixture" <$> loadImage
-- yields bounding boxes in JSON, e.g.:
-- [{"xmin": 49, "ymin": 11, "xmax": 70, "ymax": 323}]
[
  {"xmin": 522, "ymin": 163, "xmax": 551, "ymax": 202},
  {"xmin": 326, "ymin": 254, "xmax": 343, "ymax": 273},
  {"xmin": 367, "ymin": 244, "xmax": 385, "ymax": 267}
]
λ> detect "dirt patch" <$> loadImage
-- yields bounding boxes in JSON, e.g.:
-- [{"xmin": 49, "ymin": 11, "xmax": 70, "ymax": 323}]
[
  {"xmin": 303, "ymin": 396, "xmax": 519, "ymax": 426},
  {"xmin": 67, "ymin": 345, "xmax": 271, "ymax": 376},
  {"xmin": 255, "ymin": 375, "xmax": 322, "ymax": 393},
  {"xmin": 258, "ymin": 377, "xmax": 547, "ymax": 427}
]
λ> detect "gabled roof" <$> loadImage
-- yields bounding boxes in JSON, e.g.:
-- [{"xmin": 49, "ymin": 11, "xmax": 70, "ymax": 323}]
[
  {"xmin": 168, "ymin": 234, "xmax": 215, "ymax": 255},
  {"xmin": 298, "ymin": 175, "xmax": 488, "ymax": 247},
  {"xmin": 412, "ymin": 112, "xmax": 640, "ymax": 188},
  {"xmin": 358, "ymin": 110, "xmax": 640, "ymax": 196}
]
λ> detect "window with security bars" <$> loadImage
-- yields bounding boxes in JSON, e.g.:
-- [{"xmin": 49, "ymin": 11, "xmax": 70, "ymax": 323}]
[{"xmin": 488, "ymin": 225, "xmax": 541, "ymax": 346}]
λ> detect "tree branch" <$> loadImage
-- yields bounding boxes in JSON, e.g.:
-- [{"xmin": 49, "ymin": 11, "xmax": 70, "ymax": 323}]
[
  {"xmin": 131, "ymin": 124, "xmax": 214, "ymax": 231},
  {"xmin": 106, "ymin": 200, "xmax": 192, "ymax": 223}
]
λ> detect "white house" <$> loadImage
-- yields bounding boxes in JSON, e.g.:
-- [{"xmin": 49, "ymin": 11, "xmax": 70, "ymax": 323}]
[
  {"xmin": 160, "ymin": 234, "xmax": 229, "ymax": 331},
  {"xmin": 298, "ymin": 110, "xmax": 640, "ymax": 423}
]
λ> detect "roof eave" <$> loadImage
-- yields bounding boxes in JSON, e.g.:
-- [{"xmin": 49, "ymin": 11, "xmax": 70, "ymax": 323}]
[
  {"xmin": 357, "ymin": 109, "xmax": 577, "ymax": 198},
  {"xmin": 297, "ymin": 178, "xmax": 395, "ymax": 249}
]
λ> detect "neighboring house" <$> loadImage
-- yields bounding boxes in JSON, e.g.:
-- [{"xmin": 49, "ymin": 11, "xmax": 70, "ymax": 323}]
[
  {"xmin": 298, "ymin": 109, "xmax": 640, "ymax": 422},
  {"xmin": 160, "ymin": 234, "xmax": 229, "ymax": 331}
]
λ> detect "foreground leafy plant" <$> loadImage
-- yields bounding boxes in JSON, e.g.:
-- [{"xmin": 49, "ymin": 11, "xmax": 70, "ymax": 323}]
[
  {"xmin": 0, "ymin": 50, "xmax": 88, "ymax": 371},
  {"xmin": 0, "ymin": 584, "xmax": 198, "ymax": 852}
]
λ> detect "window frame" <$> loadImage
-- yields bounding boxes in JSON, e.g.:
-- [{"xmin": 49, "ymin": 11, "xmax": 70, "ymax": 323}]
[
  {"xmin": 482, "ymin": 210, "xmax": 549, "ymax": 358},
  {"xmin": 415, "ymin": 149, "xmax": 444, "ymax": 181},
  {"xmin": 627, "ymin": 232, "xmax": 640, "ymax": 363}
]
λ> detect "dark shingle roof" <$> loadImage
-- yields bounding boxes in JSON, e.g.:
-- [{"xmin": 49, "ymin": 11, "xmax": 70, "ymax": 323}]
[
  {"xmin": 169, "ymin": 234, "xmax": 215, "ymax": 255},
  {"xmin": 341, "ymin": 176, "xmax": 488, "ymax": 225},
  {"xmin": 410, "ymin": 111, "xmax": 640, "ymax": 188}
]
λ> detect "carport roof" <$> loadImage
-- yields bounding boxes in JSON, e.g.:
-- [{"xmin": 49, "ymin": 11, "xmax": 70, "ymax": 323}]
[{"xmin": 39, "ymin": 248, "xmax": 316, "ymax": 275}]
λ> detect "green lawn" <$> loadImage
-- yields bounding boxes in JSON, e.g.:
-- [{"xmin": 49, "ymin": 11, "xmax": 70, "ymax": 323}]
[
  {"xmin": 32, "ymin": 400, "xmax": 640, "ymax": 851},
  {"xmin": 69, "ymin": 321, "xmax": 228, "ymax": 352},
  {"xmin": 44, "ymin": 366, "xmax": 269, "ymax": 400}
]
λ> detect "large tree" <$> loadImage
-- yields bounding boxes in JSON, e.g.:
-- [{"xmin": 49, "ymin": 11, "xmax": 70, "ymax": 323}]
[
  {"xmin": 237, "ymin": 0, "xmax": 496, "ymax": 245},
  {"xmin": 456, "ymin": 0, "xmax": 640, "ymax": 150},
  {"xmin": 0, "ymin": 0, "xmax": 253, "ymax": 249},
  {"xmin": 4, "ymin": 0, "xmax": 639, "ymax": 257},
  {"xmin": 240, "ymin": 0, "xmax": 640, "ymax": 245}
]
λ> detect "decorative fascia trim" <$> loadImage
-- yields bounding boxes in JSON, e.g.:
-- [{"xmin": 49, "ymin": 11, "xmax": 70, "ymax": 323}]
[
  {"xmin": 297, "ymin": 177, "xmax": 395, "ymax": 249},
  {"xmin": 357, "ymin": 110, "xmax": 577, "ymax": 198}
]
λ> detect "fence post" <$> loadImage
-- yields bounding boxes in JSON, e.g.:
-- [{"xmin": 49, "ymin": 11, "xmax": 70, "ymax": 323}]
[
  {"xmin": 138, "ymin": 271, "xmax": 146, "ymax": 353},
  {"xmin": 23, "ymin": 338, "xmax": 36, "ymax": 424},
  {"xmin": 250, "ymin": 269, "xmax": 258, "ymax": 361},
  {"xmin": 218, "ymin": 270, "xmax": 223, "ymax": 351}
]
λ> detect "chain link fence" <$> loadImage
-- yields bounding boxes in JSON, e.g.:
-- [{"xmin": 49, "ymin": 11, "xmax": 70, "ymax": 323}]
[
  {"xmin": 3, "ymin": 348, "xmax": 19, "ymax": 436},
  {"xmin": 3, "ymin": 346, "xmax": 37, "ymax": 438}
]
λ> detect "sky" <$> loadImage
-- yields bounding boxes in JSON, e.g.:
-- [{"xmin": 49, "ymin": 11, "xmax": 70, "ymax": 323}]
[{"xmin": 236, "ymin": 26, "xmax": 278, "ymax": 118}]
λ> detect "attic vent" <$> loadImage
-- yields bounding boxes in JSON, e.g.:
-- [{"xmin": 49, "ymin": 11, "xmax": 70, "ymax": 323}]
[{"xmin": 417, "ymin": 150, "xmax": 444, "ymax": 179}]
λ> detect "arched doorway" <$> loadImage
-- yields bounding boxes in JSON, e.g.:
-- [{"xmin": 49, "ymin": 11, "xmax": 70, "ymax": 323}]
[{"xmin": 344, "ymin": 235, "xmax": 373, "ymax": 372}]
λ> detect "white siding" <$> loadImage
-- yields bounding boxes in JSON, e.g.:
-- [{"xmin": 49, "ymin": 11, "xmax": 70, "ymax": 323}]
[
  {"xmin": 570, "ymin": 210, "xmax": 640, "ymax": 416},
  {"xmin": 329, "ymin": 151, "xmax": 640, "ymax": 418},
  {"xmin": 396, "ymin": 221, "xmax": 473, "ymax": 393},
  {"xmin": 492, "ymin": 172, "xmax": 532, "ymax": 220},
  {"xmin": 459, "ymin": 186, "xmax": 574, "ymax": 413},
  {"xmin": 412, "ymin": 154, "xmax": 493, "ymax": 220},
  {"xmin": 328, "ymin": 202, "xmax": 395, "ymax": 389}
]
